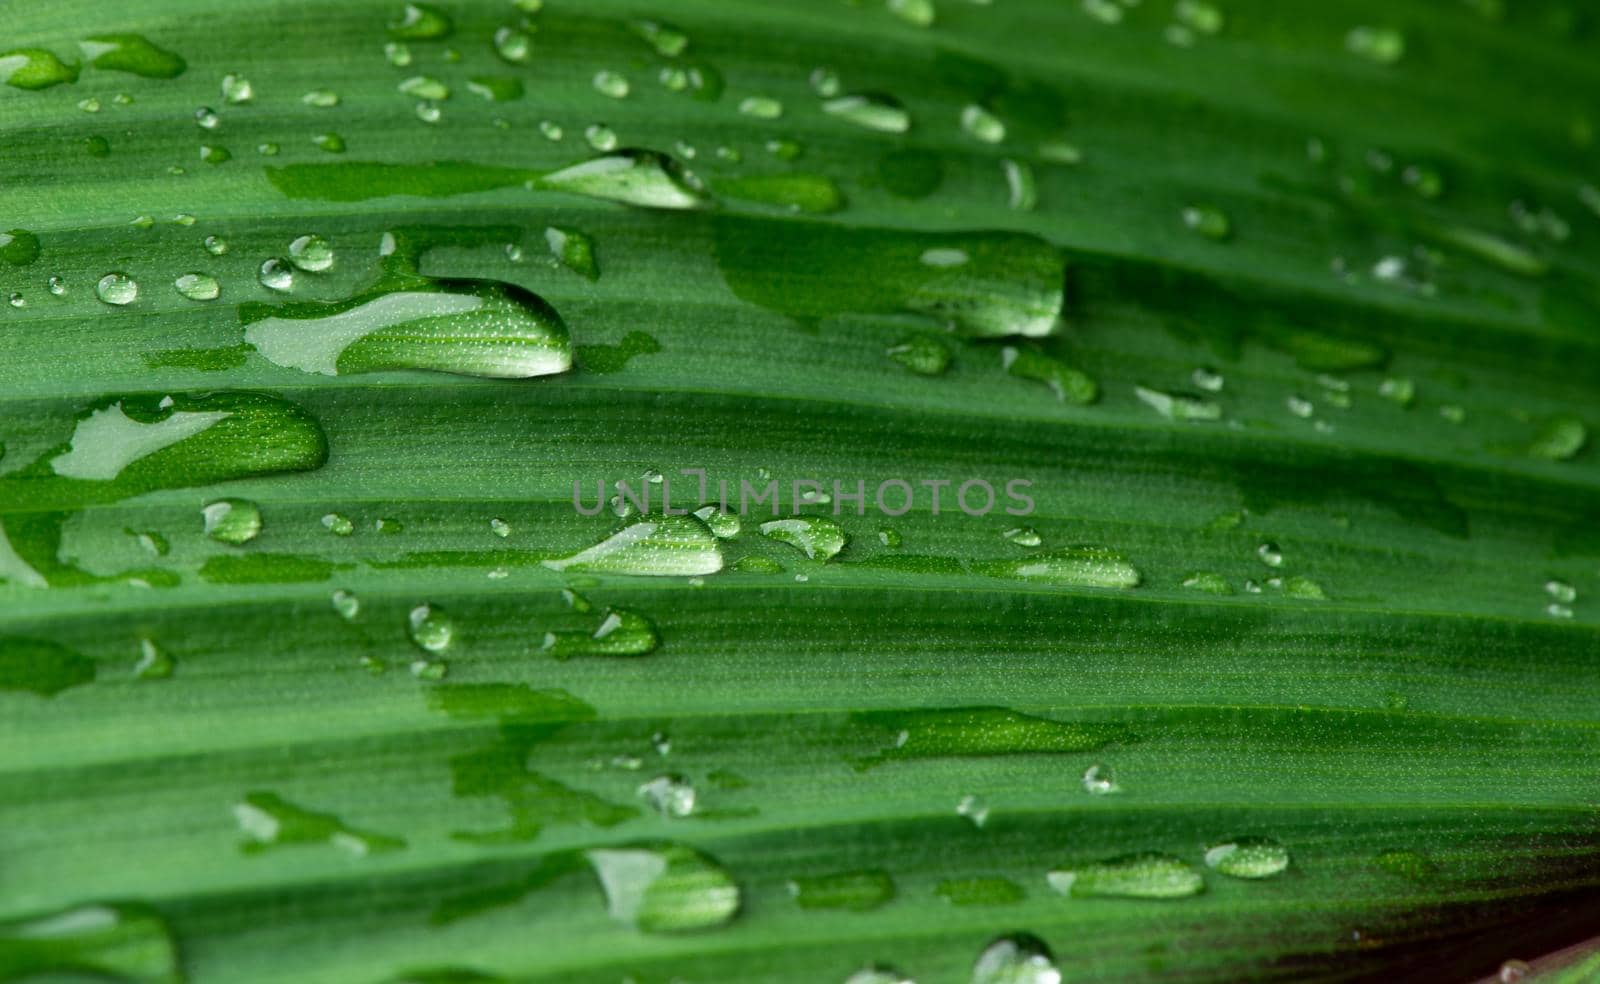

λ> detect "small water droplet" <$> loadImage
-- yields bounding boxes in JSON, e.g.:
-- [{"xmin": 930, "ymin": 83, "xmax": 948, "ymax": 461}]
[
  {"xmin": 593, "ymin": 70, "xmax": 630, "ymax": 99},
  {"xmin": 202, "ymin": 498, "xmax": 262, "ymax": 545},
  {"xmin": 388, "ymin": 2, "xmax": 454, "ymax": 40},
  {"xmin": 638, "ymin": 774, "xmax": 696, "ymax": 817},
  {"xmin": 1182, "ymin": 204, "xmax": 1231, "ymax": 240},
  {"xmin": 331, "ymin": 589, "xmax": 360, "ymax": 620},
  {"xmin": 1346, "ymin": 25, "xmax": 1405, "ymax": 64},
  {"xmin": 1256, "ymin": 542, "xmax": 1284, "ymax": 568},
  {"xmin": 1002, "ymin": 527, "xmax": 1042, "ymax": 548},
  {"xmin": 493, "ymin": 26, "xmax": 532, "ymax": 64},
  {"xmin": 961, "ymin": 104, "xmax": 1005, "ymax": 144},
  {"xmin": 1545, "ymin": 579, "xmax": 1577, "ymax": 604},
  {"xmin": 823, "ymin": 93, "xmax": 911, "ymax": 133},
  {"xmin": 322, "ymin": 512, "xmax": 355, "ymax": 536},
  {"xmin": 174, "ymin": 272, "xmax": 220, "ymax": 301},
  {"xmin": 739, "ymin": 95, "xmax": 784, "ymax": 119},
  {"xmin": 288, "ymin": 234, "xmax": 335, "ymax": 272},
  {"xmin": 956, "ymin": 793, "xmax": 990, "ymax": 827},
  {"xmin": 95, "ymin": 272, "xmax": 138, "ymax": 306},
  {"xmin": 1081, "ymin": 763, "xmax": 1119, "ymax": 795},
  {"xmin": 408, "ymin": 604, "xmax": 454, "ymax": 653},
  {"xmin": 134, "ymin": 638, "xmax": 175, "ymax": 679},
  {"xmin": 1204, "ymin": 837, "xmax": 1290, "ymax": 879},
  {"xmin": 258, "ymin": 258, "xmax": 295, "ymax": 292},
  {"xmin": 203, "ymin": 235, "xmax": 229, "ymax": 256}
]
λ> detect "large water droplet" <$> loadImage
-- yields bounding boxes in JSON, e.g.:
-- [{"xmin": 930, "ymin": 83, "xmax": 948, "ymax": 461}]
[
  {"xmin": 78, "ymin": 34, "xmax": 185, "ymax": 78},
  {"xmin": 242, "ymin": 279, "xmax": 572, "ymax": 379},
  {"xmin": 0, "ymin": 49, "xmax": 81, "ymax": 90},
  {"xmin": 1047, "ymin": 853, "xmax": 1204, "ymax": 899},
  {"xmin": 972, "ymin": 934, "xmax": 1061, "ymax": 984},
  {"xmin": 976, "ymin": 547, "xmax": 1140, "ymax": 588},
  {"xmin": 538, "ymin": 150, "xmax": 710, "ymax": 210},
  {"xmin": 759, "ymin": 517, "xmax": 847, "ymax": 561},
  {"xmin": 586, "ymin": 843, "xmax": 739, "ymax": 932},
  {"xmin": 288, "ymin": 234, "xmax": 335, "ymax": 272},
  {"xmin": 544, "ymin": 517, "xmax": 722, "ymax": 576},
  {"xmin": 1204, "ymin": 837, "xmax": 1290, "ymax": 879},
  {"xmin": 0, "ymin": 903, "xmax": 180, "ymax": 983},
  {"xmin": 788, "ymin": 869, "xmax": 896, "ymax": 910}
]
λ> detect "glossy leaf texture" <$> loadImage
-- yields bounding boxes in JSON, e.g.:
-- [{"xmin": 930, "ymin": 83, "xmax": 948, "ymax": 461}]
[{"xmin": 2, "ymin": 1, "xmax": 1600, "ymax": 982}]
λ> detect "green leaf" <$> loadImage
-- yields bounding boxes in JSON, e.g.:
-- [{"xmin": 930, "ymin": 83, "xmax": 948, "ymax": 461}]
[{"xmin": 3, "ymin": 0, "xmax": 1600, "ymax": 982}]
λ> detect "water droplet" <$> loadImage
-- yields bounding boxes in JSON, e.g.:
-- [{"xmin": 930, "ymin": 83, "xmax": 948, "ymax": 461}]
[
  {"xmin": 258, "ymin": 258, "xmax": 295, "ymax": 292},
  {"xmin": 539, "ymin": 120, "xmax": 563, "ymax": 141},
  {"xmin": 1204, "ymin": 837, "xmax": 1290, "ymax": 879},
  {"xmin": 884, "ymin": 333, "xmax": 952, "ymax": 376},
  {"xmin": 384, "ymin": 41, "xmax": 414, "ymax": 67},
  {"xmin": 198, "ymin": 501, "xmax": 263, "ymax": 549},
  {"xmin": 1181, "ymin": 571, "xmax": 1233, "ymax": 594},
  {"xmin": 1286, "ymin": 394, "xmax": 1315, "ymax": 419},
  {"xmin": 759, "ymin": 517, "xmax": 847, "ymax": 561},
  {"xmin": 972, "ymin": 934, "xmax": 1061, "ymax": 984},
  {"xmin": 195, "ymin": 106, "xmax": 220, "ymax": 131},
  {"xmin": 1175, "ymin": 0, "xmax": 1224, "ymax": 33},
  {"xmin": 492, "ymin": 26, "xmax": 532, "ymax": 64},
  {"xmin": 7, "ymin": 292, "xmax": 23, "ymax": 309},
  {"xmin": 1346, "ymin": 25, "xmax": 1405, "ymax": 64},
  {"xmin": 631, "ymin": 19, "xmax": 690, "ymax": 57},
  {"xmin": 1082, "ymin": 0, "xmax": 1124, "ymax": 24},
  {"xmin": 47, "ymin": 276, "xmax": 67, "ymax": 296},
  {"xmin": 1191, "ymin": 366, "xmax": 1225, "ymax": 392},
  {"xmin": 639, "ymin": 774, "xmax": 696, "ymax": 817},
  {"xmin": 174, "ymin": 272, "xmax": 220, "ymax": 301},
  {"xmin": 688, "ymin": 506, "xmax": 740, "ymax": 539},
  {"xmin": 1546, "ymin": 579, "xmax": 1578, "ymax": 604},
  {"xmin": 1135, "ymin": 386, "xmax": 1222, "ymax": 422},
  {"xmin": 243, "ymin": 279, "xmax": 572, "ymax": 378},
  {"xmin": 313, "ymin": 132, "xmax": 346, "ymax": 154},
  {"xmin": 408, "ymin": 604, "xmax": 453, "ymax": 653},
  {"xmin": 956, "ymin": 793, "xmax": 991, "ymax": 827},
  {"xmin": 846, "ymin": 965, "xmax": 915, "ymax": 984},
  {"xmin": 321, "ymin": 512, "xmax": 355, "ymax": 536},
  {"xmin": 0, "ymin": 48, "xmax": 82, "ymax": 90},
  {"xmin": 1081, "ymin": 763, "xmax": 1119, "ymax": 794},
  {"xmin": 961, "ymin": 104, "xmax": 1005, "ymax": 144},
  {"xmin": 978, "ymin": 547, "xmax": 1140, "ymax": 588},
  {"xmin": 545, "ymin": 226, "xmax": 599, "ymax": 280},
  {"xmin": 1499, "ymin": 960, "xmax": 1532, "ymax": 983},
  {"xmin": 287, "ymin": 234, "xmax": 335, "ymax": 272},
  {"xmin": 133, "ymin": 638, "xmax": 174, "ymax": 679},
  {"xmin": 789, "ymin": 870, "xmax": 896, "ymax": 910},
  {"xmin": 1529, "ymin": 417, "xmax": 1587, "ymax": 461},
  {"xmin": 994, "ymin": 528, "xmax": 1040, "ymax": 551},
  {"xmin": 332, "ymin": 589, "xmax": 360, "ymax": 620},
  {"xmin": 586, "ymin": 843, "xmax": 739, "ymax": 932},
  {"xmin": 545, "ymin": 517, "xmax": 722, "ymax": 576},
  {"xmin": 388, "ymin": 3, "xmax": 454, "ymax": 40},
  {"xmin": 1378, "ymin": 377, "xmax": 1415, "ymax": 406},
  {"xmin": 887, "ymin": 0, "xmax": 936, "ymax": 25},
  {"xmin": 235, "ymin": 790, "xmax": 403, "ymax": 854},
  {"xmin": 542, "ymin": 609, "xmax": 661, "ymax": 658},
  {"xmin": 823, "ymin": 93, "xmax": 911, "ymax": 133},
  {"xmin": 95, "ymin": 272, "xmax": 138, "ymax": 306},
  {"xmin": 1256, "ymin": 542, "xmax": 1283, "ymax": 567},
  {"xmin": 810, "ymin": 66, "xmax": 842, "ymax": 97},
  {"xmin": 739, "ymin": 95, "xmax": 784, "ymax": 119},
  {"xmin": 593, "ymin": 70, "xmax": 630, "ymax": 99},
  {"xmin": 0, "ymin": 903, "xmax": 180, "ymax": 982},
  {"xmin": 539, "ymin": 150, "xmax": 709, "ymax": 210},
  {"xmin": 1048, "ymin": 852, "xmax": 1204, "ymax": 899},
  {"xmin": 1002, "ymin": 158, "xmax": 1037, "ymax": 211},
  {"xmin": 1002, "ymin": 347, "xmax": 1097, "ymax": 402},
  {"xmin": 78, "ymin": 33, "xmax": 184, "ymax": 78},
  {"xmin": 584, "ymin": 123, "xmax": 619, "ymax": 151},
  {"xmin": 1182, "ymin": 204, "xmax": 1231, "ymax": 240}
]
